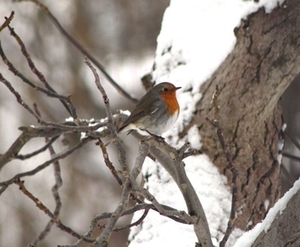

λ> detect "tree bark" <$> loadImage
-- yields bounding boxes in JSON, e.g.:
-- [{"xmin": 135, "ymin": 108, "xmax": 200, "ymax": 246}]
[{"xmin": 186, "ymin": 0, "xmax": 300, "ymax": 230}]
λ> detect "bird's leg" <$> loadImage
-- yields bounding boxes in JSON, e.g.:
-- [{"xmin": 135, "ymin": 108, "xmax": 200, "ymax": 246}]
[{"xmin": 143, "ymin": 129, "xmax": 165, "ymax": 143}]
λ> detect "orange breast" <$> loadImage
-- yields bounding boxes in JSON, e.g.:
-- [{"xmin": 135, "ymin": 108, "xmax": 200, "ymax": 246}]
[{"xmin": 161, "ymin": 91, "xmax": 180, "ymax": 115}]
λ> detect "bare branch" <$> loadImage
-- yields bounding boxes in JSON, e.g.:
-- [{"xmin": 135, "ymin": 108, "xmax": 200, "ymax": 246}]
[
  {"xmin": 0, "ymin": 131, "xmax": 32, "ymax": 170},
  {"xmin": 6, "ymin": 22, "xmax": 77, "ymax": 119},
  {"xmin": 20, "ymin": 0, "xmax": 138, "ymax": 104},
  {"xmin": 0, "ymin": 137, "xmax": 92, "ymax": 194},
  {"xmin": 14, "ymin": 179, "xmax": 93, "ymax": 243},
  {"xmin": 0, "ymin": 39, "xmax": 76, "ymax": 118},
  {"xmin": 130, "ymin": 141, "xmax": 149, "ymax": 179},
  {"xmin": 0, "ymin": 73, "xmax": 44, "ymax": 123}
]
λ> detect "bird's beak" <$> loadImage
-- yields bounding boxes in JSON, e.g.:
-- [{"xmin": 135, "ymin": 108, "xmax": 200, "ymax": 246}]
[{"xmin": 176, "ymin": 87, "xmax": 181, "ymax": 90}]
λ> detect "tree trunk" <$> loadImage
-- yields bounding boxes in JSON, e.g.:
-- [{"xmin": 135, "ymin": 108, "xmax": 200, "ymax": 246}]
[
  {"xmin": 186, "ymin": 0, "xmax": 300, "ymax": 230},
  {"xmin": 252, "ymin": 187, "xmax": 300, "ymax": 247}
]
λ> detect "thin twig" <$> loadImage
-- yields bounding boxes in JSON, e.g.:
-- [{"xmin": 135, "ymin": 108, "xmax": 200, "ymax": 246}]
[
  {"xmin": 281, "ymin": 151, "xmax": 300, "ymax": 163},
  {"xmin": 114, "ymin": 208, "xmax": 149, "ymax": 232},
  {"xmin": 0, "ymin": 11, "xmax": 14, "ymax": 32},
  {"xmin": 28, "ymin": 105, "xmax": 57, "ymax": 245},
  {"xmin": 206, "ymin": 85, "xmax": 238, "ymax": 247},
  {"xmin": 96, "ymin": 138, "xmax": 123, "ymax": 186},
  {"xmin": 285, "ymin": 130, "xmax": 300, "ymax": 152},
  {"xmin": 182, "ymin": 149, "xmax": 202, "ymax": 159},
  {"xmin": 0, "ymin": 72, "xmax": 85, "ymax": 130},
  {"xmin": 84, "ymin": 57, "xmax": 128, "ymax": 172},
  {"xmin": 81, "ymin": 142, "xmax": 147, "ymax": 246},
  {"xmin": 68, "ymin": 200, "xmax": 192, "ymax": 247},
  {"xmin": 14, "ymin": 178, "xmax": 55, "ymax": 218},
  {"xmin": 0, "ymin": 43, "xmax": 70, "ymax": 102},
  {"xmin": 84, "ymin": 58, "xmax": 116, "ymax": 136},
  {"xmin": 15, "ymin": 136, "xmax": 59, "ymax": 160}
]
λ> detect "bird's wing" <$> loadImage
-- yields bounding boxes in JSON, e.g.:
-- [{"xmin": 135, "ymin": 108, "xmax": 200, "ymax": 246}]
[{"xmin": 119, "ymin": 91, "xmax": 159, "ymax": 131}]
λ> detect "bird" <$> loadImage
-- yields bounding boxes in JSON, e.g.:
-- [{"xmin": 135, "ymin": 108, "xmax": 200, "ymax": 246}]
[{"xmin": 118, "ymin": 82, "xmax": 181, "ymax": 136}]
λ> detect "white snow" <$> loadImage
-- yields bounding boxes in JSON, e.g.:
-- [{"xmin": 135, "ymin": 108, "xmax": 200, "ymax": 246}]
[
  {"xmin": 187, "ymin": 125, "xmax": 202, "ymax": 150},
  {"xmin": 65, "ymin": 117, "xmax": 74, "ymax": 122},
  {"xmin": 129, "ymin": 0, "xmax": 286, "ymax": 246}
]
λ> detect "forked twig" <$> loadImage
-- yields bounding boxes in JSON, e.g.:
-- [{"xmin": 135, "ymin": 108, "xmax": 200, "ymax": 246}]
[{"xmin": 3, "ymin": 18, "xmax": 77, "ymax": 119}]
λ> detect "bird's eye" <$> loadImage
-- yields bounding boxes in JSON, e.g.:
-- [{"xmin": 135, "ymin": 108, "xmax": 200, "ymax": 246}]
[{"xmin": 162, "ymin": 87, "xmax": 168, "ymax": 92}]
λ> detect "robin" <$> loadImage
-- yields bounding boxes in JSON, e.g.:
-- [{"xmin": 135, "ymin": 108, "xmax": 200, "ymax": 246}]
[{"xmin": 119, "ymin": 82, "xmax": 181, "ymax": 136}]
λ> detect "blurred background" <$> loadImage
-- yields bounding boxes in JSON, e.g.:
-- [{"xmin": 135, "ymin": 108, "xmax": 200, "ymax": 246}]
[
  {"xmin": 0, "ymin": 1, "xmax": 300, "ymax": 247},
  {"xmin": 0, "ymin": 1, "xmax": 169, "ymax": 246}
]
